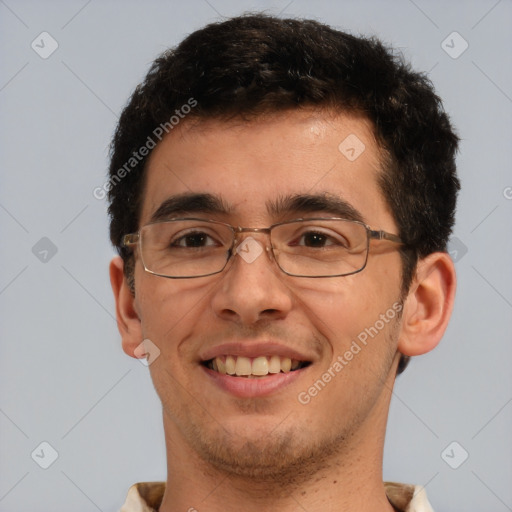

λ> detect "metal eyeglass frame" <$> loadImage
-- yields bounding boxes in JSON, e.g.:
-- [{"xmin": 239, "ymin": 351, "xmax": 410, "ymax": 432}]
[{"xmin": 122, "ymin": 217, "xmax": 404, "ymax": 279}]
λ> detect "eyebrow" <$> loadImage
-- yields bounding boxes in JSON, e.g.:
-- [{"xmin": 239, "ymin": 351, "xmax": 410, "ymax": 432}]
[
  {"xmin": 149, "ymin": 192, "xmax": 366, "ymax": 224},
  {"xmin": 149, "ymin": 193, "xmax": 232, "ymax": 223},
  {"xmin": 267, "ymin": 193, "xmax": 366, "ymax": 224}
]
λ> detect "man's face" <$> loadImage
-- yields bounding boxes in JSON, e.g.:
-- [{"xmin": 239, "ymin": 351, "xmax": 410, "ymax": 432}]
[{"xmin": 130, "ymin": 110, "xmax": 404, "ymax": 477}]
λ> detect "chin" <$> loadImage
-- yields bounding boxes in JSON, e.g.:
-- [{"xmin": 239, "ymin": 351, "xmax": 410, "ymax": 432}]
[{"xmin": 186, "ymin": 419, "xmax": 344, "ymax": 484}]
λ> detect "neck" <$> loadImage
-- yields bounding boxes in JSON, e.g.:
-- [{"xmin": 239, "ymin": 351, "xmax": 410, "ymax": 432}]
[{"xmin": 158, "ymin": 382, "xmax": 396, "ymax": 512}]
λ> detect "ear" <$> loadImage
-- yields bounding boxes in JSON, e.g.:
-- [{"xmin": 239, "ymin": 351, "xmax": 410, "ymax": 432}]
[
  {"xmin": 109, "ymin": 256, "xmax": 143, "ymax": 358},
  {"xmin": 398, "ymin": 252, "xmax": 456, "ymax": 357}
]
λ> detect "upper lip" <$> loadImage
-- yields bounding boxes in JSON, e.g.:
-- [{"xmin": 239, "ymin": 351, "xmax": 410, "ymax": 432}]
[{"xmin": 200, "ymin": 341, "xmax": 315, "ymax": 363}]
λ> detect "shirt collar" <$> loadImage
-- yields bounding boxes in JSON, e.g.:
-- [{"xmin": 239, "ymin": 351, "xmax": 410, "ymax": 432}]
[{"xmin": 120, "ymin": 481, "xmax": 434, "ymax": 512}]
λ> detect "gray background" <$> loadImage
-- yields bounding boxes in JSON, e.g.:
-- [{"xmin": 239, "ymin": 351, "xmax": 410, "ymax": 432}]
[{"xmin": 1, "ymin": 0, "xmax": 511, "ymax": 510}]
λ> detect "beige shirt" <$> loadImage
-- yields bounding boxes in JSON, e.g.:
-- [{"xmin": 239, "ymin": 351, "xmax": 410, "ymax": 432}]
[{"xmin": 120, "ymin": 481, "xmax": 435, "ymax": 512}]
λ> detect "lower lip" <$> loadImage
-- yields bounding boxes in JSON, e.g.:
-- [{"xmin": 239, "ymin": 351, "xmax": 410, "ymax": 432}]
[{"xmin": 202, "ymin": 365, "xmax": 307, "ymax": 398}]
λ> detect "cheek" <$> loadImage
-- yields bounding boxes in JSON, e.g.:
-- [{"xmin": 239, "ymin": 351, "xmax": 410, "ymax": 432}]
[
  {"xmin": 135, "ymin": 280, "xmax": 212, "ymax": 406},
  {"xmin": 294, "ymin": 274, "xmax": 395, "ymax": 343},
  {"xmin": 136, "ymin": 276, "xmax": 210, "ymax": 343},
  {"xmin": 295, "ymin": 321, "xmax": 399, "ymax": 441}
]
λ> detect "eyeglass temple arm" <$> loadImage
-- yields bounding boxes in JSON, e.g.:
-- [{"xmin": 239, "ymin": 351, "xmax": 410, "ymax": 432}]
[
  {"xmin": 368, "ymin": 230, "xmax": 403, "ymax": 244},
  {"xmin": 122, "ymin": 233, "xmax": 140, "ymax": 247}
]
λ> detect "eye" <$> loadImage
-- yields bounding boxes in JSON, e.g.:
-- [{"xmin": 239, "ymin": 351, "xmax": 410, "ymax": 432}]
[
  {"xmin": 171, "ymin": 231, "xmax": 219, "ymax": 248},
  {"xmin": 292, "ymin": 229, "xmax": 349, "ymax": 248},
  {"xmin": 300, "ymin": 231, "xmax": 334, "ymax": 248}
]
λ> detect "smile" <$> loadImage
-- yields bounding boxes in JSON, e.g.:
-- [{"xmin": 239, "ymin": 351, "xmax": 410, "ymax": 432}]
[{"xmin": 203, "ymin": 355, "xmax": 311, "ymax": 377}]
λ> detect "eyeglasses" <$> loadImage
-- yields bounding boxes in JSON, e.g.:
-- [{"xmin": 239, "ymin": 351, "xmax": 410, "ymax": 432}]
[{"xmin": 122, "ymin": 217, "xmax": 403, "ymax": 279}]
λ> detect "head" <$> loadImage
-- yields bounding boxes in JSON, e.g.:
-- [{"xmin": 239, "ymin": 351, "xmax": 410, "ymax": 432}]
[{"xmin": 108, "ymin": 14, "xmax": 458, "ymax": 481}]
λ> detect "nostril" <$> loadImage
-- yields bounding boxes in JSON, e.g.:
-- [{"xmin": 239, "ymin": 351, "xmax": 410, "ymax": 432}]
[{"xmin": 220, "ymin": 309, "xmax": 238, "ymax": 319}]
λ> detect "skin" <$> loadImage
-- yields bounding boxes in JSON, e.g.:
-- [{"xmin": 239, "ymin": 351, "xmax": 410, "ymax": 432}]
[{"xmin": 110, "ymin": 109, "xmax": 456, "ymax": 512}]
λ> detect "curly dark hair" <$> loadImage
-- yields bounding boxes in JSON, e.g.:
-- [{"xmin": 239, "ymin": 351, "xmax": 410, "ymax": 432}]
[{"xmin": 107, "ymin": 14, "xmax": 460, "ymax": 373}]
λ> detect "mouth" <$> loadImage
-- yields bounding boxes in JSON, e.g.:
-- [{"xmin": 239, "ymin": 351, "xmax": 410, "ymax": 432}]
[{"xmin": 202, "ymin": 355, "xmax": 311, "ymax": 378}]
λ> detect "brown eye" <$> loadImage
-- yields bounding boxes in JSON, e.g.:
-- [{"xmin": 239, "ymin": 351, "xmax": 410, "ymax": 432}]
[
  {"xmin": 291, "ymin": 230, "xmax": 349, "ymax": 249},
  {"xmin": 302, "ymin": 232, "xmax": 330, "ymax": 247},
  {"xmin": 171, "ymin": 231, "xmax": 218, "ymax": 248}
]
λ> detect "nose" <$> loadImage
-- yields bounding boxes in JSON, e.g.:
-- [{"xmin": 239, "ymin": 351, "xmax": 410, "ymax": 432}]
[{"xmin": 211, "ymin": 234, "xmax": 293, "ymax": 325}]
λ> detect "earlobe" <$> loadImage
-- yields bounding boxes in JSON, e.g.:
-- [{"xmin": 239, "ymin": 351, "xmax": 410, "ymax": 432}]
[
  {"xmin": 398, "ymin": 252, "xmax": 456, "ymax": 357},
  {"xmin": 109, "ymin": 256, "xmax": 143, "ymax": 358}
]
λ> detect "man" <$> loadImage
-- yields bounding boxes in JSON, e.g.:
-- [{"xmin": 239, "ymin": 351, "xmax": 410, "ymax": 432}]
[{"xmin": 108, "ymin": 14, "xmax": 459, "ymax": 512}]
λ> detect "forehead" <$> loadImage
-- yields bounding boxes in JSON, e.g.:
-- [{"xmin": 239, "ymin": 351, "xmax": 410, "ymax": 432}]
[{"xmin": 140, "ymin": 110, "xmax": 394, "ymax": 229}]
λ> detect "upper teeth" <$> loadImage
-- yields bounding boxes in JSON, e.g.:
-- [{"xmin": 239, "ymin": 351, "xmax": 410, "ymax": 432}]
[{"xmin": 211, "ymin": 355, "xmax": 301, "ymax": 377}]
